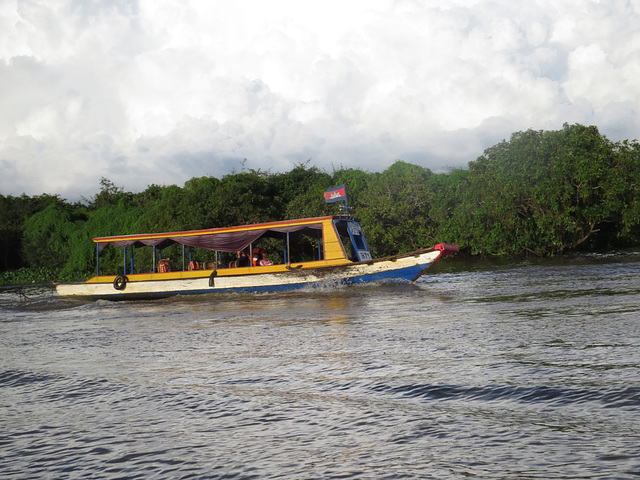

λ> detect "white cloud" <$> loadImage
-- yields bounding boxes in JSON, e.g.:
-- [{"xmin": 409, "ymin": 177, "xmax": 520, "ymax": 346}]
[{"xmin": 1, "ymin": 0, "xmax": 640, "ymax": 199}]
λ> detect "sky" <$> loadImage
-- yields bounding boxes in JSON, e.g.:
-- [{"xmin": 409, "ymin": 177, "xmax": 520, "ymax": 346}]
[{"xmin": 2, "ymin": 0, "xmax": 640, "ymax": 200}]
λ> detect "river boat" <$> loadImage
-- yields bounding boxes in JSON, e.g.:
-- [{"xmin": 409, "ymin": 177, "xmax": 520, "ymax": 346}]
[{"xmin": 55, "ymin": 215, "xmax": 458, "ymax": 300}]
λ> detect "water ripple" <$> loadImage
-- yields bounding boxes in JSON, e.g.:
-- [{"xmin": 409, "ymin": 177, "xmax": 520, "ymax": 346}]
[
  {"xmin": 371, "ymin": 382, "xmax": 640, "ymax": 408},
  {"xmin": 2, "ymin": 257, "xmax": 640, "ymax": 478}
]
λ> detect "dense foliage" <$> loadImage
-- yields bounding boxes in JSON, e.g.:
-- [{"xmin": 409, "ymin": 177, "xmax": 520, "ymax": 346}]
[{"xmin": 1, "ymin": 124, "xmax": 639, "ymax": 284}]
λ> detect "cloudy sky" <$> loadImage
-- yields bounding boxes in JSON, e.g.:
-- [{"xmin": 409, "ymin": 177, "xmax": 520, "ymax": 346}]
[{"xmin": 2, "ymin": 0, "xmax": 640, "ymax": 200}]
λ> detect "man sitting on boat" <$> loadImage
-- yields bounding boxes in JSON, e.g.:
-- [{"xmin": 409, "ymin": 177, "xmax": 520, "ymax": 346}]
[{"xmin": 235, "ymin": 250, "xmax": 250, "ymax": 267}]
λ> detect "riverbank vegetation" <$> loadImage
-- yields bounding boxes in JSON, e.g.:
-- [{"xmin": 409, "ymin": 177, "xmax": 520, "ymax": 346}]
[{"xmin": 1, "ymin": 123, "xmax": 639, "ymax": 284}]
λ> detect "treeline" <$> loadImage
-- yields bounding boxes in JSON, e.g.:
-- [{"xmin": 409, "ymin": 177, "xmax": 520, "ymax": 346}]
[{"xmin": 1, "ymin": 123, "xmax": 639, "ymax": 283}]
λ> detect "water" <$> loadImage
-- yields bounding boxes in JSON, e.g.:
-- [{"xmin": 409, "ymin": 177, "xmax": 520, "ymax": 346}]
[{"xmin": 2, "ymin": 252, "xmax": 640, "ymax": 479}]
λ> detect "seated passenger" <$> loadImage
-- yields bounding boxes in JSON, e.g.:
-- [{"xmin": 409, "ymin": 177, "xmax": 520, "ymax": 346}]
[
  {"xmin": 235, "ymin": 250, "xmax": 250, "ymax": 267},
  {"xmin": 158, "ymin": 259, "xmax": 171, "ymax": 273},
  {"xmin": 252, "ymin": 248, "xmax": 261, "ymax": 266},
  {"xmin": 252, "ymin": 248, "xmax": 273, "ymax": 266},
  {"xmin": 259, "ymin": 251, "xmax": 273, "ymax": 266}
]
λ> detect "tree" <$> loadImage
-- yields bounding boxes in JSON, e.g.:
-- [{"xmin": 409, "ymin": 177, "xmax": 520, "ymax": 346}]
[
  {"xmin": 207, "ymin": 170, "xmax": 279, "ymax": 226},
  {"xmin": 181, "ymin": 176, "xmax": 222, "ymax": 229},
  {"xmin": 594, "ymin": 139, "xmax": 640, "ymax": 247},
  {"xmin": 89, "ymin": 177, "xmax": 126, "ymax": 209},
  {"xmin": 359, "ymin": 161, "xmax": 436, "ymax": 256},
  {"xmin": 330, "ymin": 167, "xmax": 370, "ymax": 216},
  {"xmin": 446, "ymin": 124, "xmax": 631, "ymax": 255},
  {"xmin": 21, "ymin": 203, "xmax": 77, "ymax": 270},
  {"xmin": 0, "ymin": 193, "xmax": 72, "ymax": 271},
  {"xmin": 429, "ymin": 168, "xmax": 470, "ymax": 246}
]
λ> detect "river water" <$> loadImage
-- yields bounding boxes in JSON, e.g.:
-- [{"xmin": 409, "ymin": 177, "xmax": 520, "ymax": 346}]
[{"xmin": 1, "ymin": 252, "xmax": 640, "ymax": 479}]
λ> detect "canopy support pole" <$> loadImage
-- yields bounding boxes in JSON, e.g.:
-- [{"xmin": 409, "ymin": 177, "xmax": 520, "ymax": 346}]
[
  {"xmin": 96, "ymin": 243, "xmax": 100, "ymax": 276},
  {"xmin": 286, "ymin": 232, "xmax": 291, "ymax": 266},
  {"xmin": 123, "ymin": 247, "xmax": 127, "ymax": 275}
]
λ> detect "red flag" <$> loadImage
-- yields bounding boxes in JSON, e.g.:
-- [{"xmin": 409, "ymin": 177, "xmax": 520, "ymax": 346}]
[{"xmin": 324, "ymin": 185, "xmax": 346, "ymax": 203}]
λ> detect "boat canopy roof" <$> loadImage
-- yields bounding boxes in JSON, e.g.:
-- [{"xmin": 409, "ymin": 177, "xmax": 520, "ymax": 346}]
[{"xmin": 92, "ymin": 216, "xmax": 344, "ymax": 253}]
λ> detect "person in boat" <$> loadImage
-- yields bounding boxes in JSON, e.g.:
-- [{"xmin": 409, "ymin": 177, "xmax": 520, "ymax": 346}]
[
  {"xmin": 252, "ymin": 247, "xmax": 273, "ymax": 266},
  {"xmin": 235, "ymin": 250, "xmax": 250, "ymax": 267},
  {"xmin": 252, "ymin": 247, "xmax": 262, "ymax": 266},
  {"xmin": 259, "ymin": 250, "xmax": 273, "ymax": 266}
]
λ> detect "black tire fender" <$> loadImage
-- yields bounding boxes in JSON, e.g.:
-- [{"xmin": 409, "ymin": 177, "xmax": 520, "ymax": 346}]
[
  {"xmin": 113, "ymin": 275, "xmax": 128, "ymax": 290},
  {"xmin": 209, "ymin": 270, "xmax": 217, "ymax": 287}
]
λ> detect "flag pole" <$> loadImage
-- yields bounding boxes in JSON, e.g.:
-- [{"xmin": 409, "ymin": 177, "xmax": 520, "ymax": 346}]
[{"xmin": 324, "ymin": 185, "xmax": 349, "ymax": 215}]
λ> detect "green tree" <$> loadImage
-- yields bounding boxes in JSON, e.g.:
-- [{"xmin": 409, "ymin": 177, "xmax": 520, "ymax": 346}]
[
  {"xmin": 598, "ymin": 139, "xmax": 640, "ymax": 246},
  {"xmin": 21, "ymin": 203, "xmax": 78, "ymax": 271},
  {"xmin": 446, "ymin": 123, "xmax": 633, "ymax": 255},
  {"xmin": 330, "ymin": 167, "xmax": 370, "ymax": 216},
  {"xmin": 359, "ymin": 161, "xmax": 436, "ymax": 256},
  {"xmin": 181, "ymin": 176, "xmax": 222, "ymax": 229},
  {"xmin": 89, "ymin": 177, "xmax": 127, "ymax": 208},
  {"xmin": 208, "ymin": 170, "xmax": 279, "ymax": 226},
  {"xmin": 0, "ymin": 193, "xmax": 71, "ymax": 271},
  {"xmin": 135, "ymin": 184, "xmax": 190, "ymax": 233}
]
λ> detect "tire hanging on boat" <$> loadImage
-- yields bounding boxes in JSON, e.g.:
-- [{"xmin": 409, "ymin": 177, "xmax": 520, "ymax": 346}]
[
  {"xmin": 209, "ymin": 270, "xmax": 217, "ymax": 287},
  {"xmin": 113, "ymin": 275, "xmax": 128, "ymax": 290}
]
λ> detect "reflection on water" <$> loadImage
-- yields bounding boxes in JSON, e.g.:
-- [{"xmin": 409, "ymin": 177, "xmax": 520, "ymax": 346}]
[{"xmin": 1, "ymin": 253, "xmax": 640, "ymax": 478}]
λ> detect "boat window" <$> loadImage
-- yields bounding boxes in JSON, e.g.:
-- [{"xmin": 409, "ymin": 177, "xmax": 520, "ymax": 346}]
[
  {"xmin": 237, "ymin": 227, "xmax": 324, "ymax": 266},
  {"xmin": 334, "ymin": 220, "xmax": 372, "ymax": 261},
  {"xmin": 347, "ymin": 222, "xmax": 366, "ymax": 251}
]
